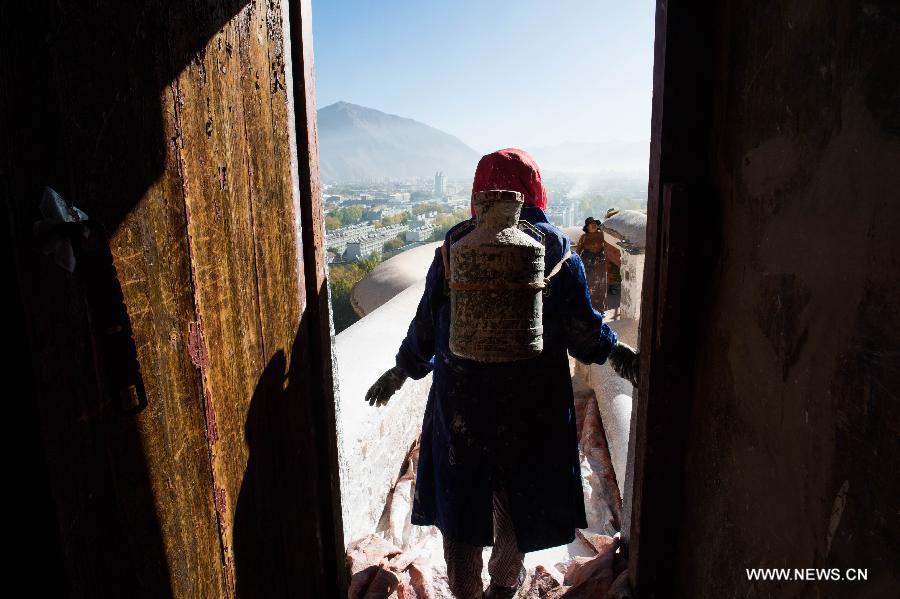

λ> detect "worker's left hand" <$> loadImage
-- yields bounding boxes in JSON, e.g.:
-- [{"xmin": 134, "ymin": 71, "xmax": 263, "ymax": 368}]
[
  {"xmin": 365, "ymin": 366, "xmax": 407, "ymax": 407},
  {"xmin": 609, "ymin": 342, "xmax": 640, "ymax": 387}
]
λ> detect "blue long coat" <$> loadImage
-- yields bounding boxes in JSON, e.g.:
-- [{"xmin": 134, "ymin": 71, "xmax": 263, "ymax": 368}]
[{"xmin": 394, "ymin": 207, "xmax": 618, "ymax": 552}]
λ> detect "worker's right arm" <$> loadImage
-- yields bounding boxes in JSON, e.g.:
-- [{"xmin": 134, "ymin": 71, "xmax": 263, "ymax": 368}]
[
  {"xmin": 558, "ymin": 250, "xmax": 618, "ymax": 364},
  {"xmin": 557, "ymin": 249, "xmax": 640, "ymax": 386}
]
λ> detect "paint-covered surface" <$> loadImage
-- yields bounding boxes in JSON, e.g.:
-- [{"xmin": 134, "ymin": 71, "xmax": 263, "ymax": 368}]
[
  {"xmin": 634, "ymin": 1, "xmax": 900, "ymax": 596},
  {"xmin": 580, "ymin": 317, "xmax": 639, "ymax": 499},
  {"xmin": 334, "ymin": 281, "xmax": 432, "ymax": 544},
  {"xmin": 351, "ymin": 241, "xmax": 442, "ymax": 317},
  {"xmin": 602, "ymin": 210, "xmax": 647, "ymax": 251}
]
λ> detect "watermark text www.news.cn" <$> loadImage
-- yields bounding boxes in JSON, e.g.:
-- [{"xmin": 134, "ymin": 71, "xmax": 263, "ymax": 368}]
[{"xmin": 746, "ymin": 568, "xmax": 868, "ymax": 582}]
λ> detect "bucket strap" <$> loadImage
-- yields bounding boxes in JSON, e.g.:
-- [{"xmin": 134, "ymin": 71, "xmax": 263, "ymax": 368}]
[
  {"xmin": 441, "ymin": 239, "xmax": 450, "ymax": 279},
  {"xmin": 545, "ymin": 250, "xmax": 571, "ymax": 283}
]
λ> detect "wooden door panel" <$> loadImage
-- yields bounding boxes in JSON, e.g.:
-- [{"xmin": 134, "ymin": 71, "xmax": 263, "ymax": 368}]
[{"xmin": 2, "ymin": 0, "xmax": 340, "ymax": 596}]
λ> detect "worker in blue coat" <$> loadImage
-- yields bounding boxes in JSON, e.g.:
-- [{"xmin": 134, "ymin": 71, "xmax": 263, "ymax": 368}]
[{"xmin": 365, "ymin": 149, "xmax": 639, "ymax": 599}]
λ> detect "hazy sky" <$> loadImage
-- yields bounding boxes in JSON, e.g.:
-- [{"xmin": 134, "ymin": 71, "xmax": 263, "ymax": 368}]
[{"xmin": 311, "ymin": 1, "xmax": 655, "ymax": 153}]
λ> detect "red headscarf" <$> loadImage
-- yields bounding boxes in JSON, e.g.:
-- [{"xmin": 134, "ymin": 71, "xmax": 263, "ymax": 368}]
[{"xmin": 470, "ymin": 148, "xmax": 548, "ymax": 216}]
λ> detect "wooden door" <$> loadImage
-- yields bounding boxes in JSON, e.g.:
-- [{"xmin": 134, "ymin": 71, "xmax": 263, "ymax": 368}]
[
  {"xmin": 1, "ymin": 0, "xmax": 343, "ymax": 596},
  {"xmin": 628, "ymin": 1, "xmax": 900, "ymax": 596}
]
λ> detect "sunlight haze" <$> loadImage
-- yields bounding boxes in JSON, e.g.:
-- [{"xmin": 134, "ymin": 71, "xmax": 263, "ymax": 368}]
[{"xmin": 312, "ymin": 1, "xmax": 655, "ymax": 155}]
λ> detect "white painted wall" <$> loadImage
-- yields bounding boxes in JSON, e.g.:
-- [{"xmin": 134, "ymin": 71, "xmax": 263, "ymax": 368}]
[
  {"xmin": 350, "ymin": 242, "xmax": 441, "ymax": 317},
  {"xmin": 619, "ymin": 250, "xmax": 645, "ymax": 321},
  {"xmin": 575, "ymin": 317, "xmax": 638, "ymax": 497},
  {"xmin": 334, "ymin": 281, "xmax": 431, "ymax": 545}
]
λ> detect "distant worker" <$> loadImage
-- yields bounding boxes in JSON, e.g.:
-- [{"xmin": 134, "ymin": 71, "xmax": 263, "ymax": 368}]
[
  {"xmin": 365, "ymin": 148, "xmax": 639, "ymax": 599},
  {"xmin": 575, "ymin": 216, "xmax": 608, "ymax": 310}
]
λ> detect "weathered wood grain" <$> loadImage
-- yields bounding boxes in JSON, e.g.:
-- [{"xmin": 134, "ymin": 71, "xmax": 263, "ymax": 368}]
[
  {"xmin": 1, "ymin": 0, "xmax": 344, "ymax": 596},
  {"xmin": 51, "ymin": 1, "xmax": 257, "ymax": 596},
  {"xmin": 167, "ymin": 0, "xmax": 340, "ymax": 595},
  {"xmin": 287, "ymin": 0, "xmax": 348, "ymax": 594}
]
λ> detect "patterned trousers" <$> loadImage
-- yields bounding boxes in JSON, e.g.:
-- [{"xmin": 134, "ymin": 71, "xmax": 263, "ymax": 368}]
[
  {"xmin": 581, "ymin": 250, "xmax": 608, "ymax": 311},
  {"xmin": 442, "ymin": 489, "xmax": 525, "ymax": 599}
]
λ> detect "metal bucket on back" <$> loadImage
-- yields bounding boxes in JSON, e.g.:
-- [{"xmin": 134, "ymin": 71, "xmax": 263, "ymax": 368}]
[{"xmin": 449, "ymin": 190, "xmax": 545, "ymax": 362}]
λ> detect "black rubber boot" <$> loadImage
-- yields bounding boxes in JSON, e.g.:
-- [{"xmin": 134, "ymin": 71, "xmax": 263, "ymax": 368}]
[
  {"xmin": 483, "ymin": 583, "xmax": 517, "ymax": 599},
  {"xmin": 483, "ymin": 567, "xmax": 526, "ymax": 598}
]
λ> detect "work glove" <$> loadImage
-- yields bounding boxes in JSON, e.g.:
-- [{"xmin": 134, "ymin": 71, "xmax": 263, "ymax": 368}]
[
  {"xmin": 365, "ymin": 366, "xmax": 407, "ymax": 407},
  {"xmin": 609, "ymin": 342, "xmax": 640, "ymax": 387}
]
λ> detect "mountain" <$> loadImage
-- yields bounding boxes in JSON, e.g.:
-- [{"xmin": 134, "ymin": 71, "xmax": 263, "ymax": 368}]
[{"xmin": 316, "ymin": 102, "xmax": 481, "ymax": 183}]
